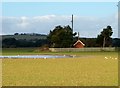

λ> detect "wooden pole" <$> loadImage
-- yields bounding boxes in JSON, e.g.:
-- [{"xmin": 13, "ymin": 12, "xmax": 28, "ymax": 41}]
[{"xmin": 71, "ymin": 14, "xmax": 73, "ymax": 33}]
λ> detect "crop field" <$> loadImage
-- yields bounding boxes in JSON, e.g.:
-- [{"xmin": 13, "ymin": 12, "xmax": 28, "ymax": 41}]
[{"xmin": 1, "ymin": 48, "xmax": 119, "ymax": 86}]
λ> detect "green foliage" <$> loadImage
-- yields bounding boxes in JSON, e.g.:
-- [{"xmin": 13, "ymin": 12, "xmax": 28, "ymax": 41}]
[
  {"xmin": 2, "ymin": 34, "xmax": 47, "ymax": 40},
  {"xmin": 2, "ymin": 38, "xmax": 48, "ymax": 48},
  {"xmin": 101, "ymin": 26, "xmax": 113, "ymax": 37},
  {"xmin": 96, "ymin": 26, "xmax": 113, "ymax": 47},
  {"xmin": 2, "ymin": 34, "xmax": 48, "ymax": 48},
  {"xmin": 2, "ymin": 38, "xmax": 17, "ymax": 48},
  {"xmin": 47, "ymin": 25, "xmax": 76, "ymax": 48},
  {"xmin": 96, "ymin": 35, "xmax": 104, "ymax": 47}
]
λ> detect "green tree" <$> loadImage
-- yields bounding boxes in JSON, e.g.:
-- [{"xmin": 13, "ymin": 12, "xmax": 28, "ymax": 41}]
[
  {"xmin": 47, "ymin": 25, "xmax": 76, "ymax": 48},
  {"xmin": 2, "ymin": 38, "xmax": 17, "ymax": 48},
  {"xmin": 96, "ymin": 26, "xmax": 113, "ymax": 47}
]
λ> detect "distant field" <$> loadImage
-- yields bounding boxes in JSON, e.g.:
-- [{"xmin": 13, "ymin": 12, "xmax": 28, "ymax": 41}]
[{"xmin": 2, "ymin": 48, "xmax": 118, "ymax": 86}]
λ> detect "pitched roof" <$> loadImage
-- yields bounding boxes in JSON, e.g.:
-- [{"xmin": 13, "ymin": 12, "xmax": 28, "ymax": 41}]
[{"xmin": 73, "ymin": 40, "xmax": 85, "ymax": 46}]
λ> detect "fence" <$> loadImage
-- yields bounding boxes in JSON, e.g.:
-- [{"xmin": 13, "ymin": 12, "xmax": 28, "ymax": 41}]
[{"xmin": 49, "ymin": 47, "xmax": 116, "ymax": 52}]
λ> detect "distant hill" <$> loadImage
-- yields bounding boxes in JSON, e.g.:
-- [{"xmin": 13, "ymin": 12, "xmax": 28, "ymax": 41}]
[
  {"xmin": 2, "ymin": 33, "xmax": 47, "ymax": 40},
  {"xmin": 1, "ymin": 33, "xmax": 120, "ymax": 48}
]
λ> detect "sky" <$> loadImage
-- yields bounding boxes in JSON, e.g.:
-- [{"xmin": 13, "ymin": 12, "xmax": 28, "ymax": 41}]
[{"xmin": 2, "ymin": 2, "xmax": 119, "ymax": 38}]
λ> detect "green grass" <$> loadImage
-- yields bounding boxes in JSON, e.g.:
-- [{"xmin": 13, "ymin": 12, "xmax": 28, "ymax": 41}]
[
  {"xmin": 2, "ymin": 48, "xmax": 118, "ymax": 86},
  {"xmin": 2, "ymin": 48, "xmax": 118, "ymax": 56}
]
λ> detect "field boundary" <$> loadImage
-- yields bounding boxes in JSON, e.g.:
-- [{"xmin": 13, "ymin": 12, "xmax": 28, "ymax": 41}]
[{"xmin": 49, "ymin": 47, "xmax": 116, "ymax": 52}]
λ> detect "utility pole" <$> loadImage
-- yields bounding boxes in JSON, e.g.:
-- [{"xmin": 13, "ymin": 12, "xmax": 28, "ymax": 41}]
[{"xmin": 71, "ymin": 14, "xmax": 73, "ymax": 33}]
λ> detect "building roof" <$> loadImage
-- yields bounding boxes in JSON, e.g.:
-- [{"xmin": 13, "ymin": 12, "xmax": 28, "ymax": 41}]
[{"xmin": 73, "ymin": 40, "xmax": 85, "ymax": 46}]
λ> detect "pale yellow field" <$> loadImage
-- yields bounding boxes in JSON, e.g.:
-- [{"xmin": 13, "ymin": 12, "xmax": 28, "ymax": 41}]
[{"xmin": 2, "ymin": 53, "xmax": 118, "ymax": 86}]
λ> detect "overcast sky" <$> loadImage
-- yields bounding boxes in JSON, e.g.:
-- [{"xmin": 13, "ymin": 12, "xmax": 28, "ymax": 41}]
[{"xmin": 2, "ymin": 2, "xmax": 118, "ymax": 38}]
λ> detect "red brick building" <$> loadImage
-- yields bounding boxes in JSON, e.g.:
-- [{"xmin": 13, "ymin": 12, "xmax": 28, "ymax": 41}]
[{"xmin": 73, "ymin": 40, "xmax": 85, "ymax": 48}]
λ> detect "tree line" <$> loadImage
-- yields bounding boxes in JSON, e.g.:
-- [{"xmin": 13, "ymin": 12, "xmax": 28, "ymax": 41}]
[
  {"xmin": 2, "ymin": 25, "xmax": 120, "ymax": 48},
  {"xmin": 47, "ymin": 25, "xmax": 115, "ymax": 48},
  {"xmin": 2, "ymin": 38, "xmax": 48, "ymax": 48}
]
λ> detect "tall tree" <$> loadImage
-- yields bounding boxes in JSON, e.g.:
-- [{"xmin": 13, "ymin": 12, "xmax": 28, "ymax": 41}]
[
  {"xmin": 96, "ymin": 26, "xmax": 113, "ymax": 47},
  {"xmin": 47, "ymin": 25, "xmax": 76, "ymax": 48}
]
